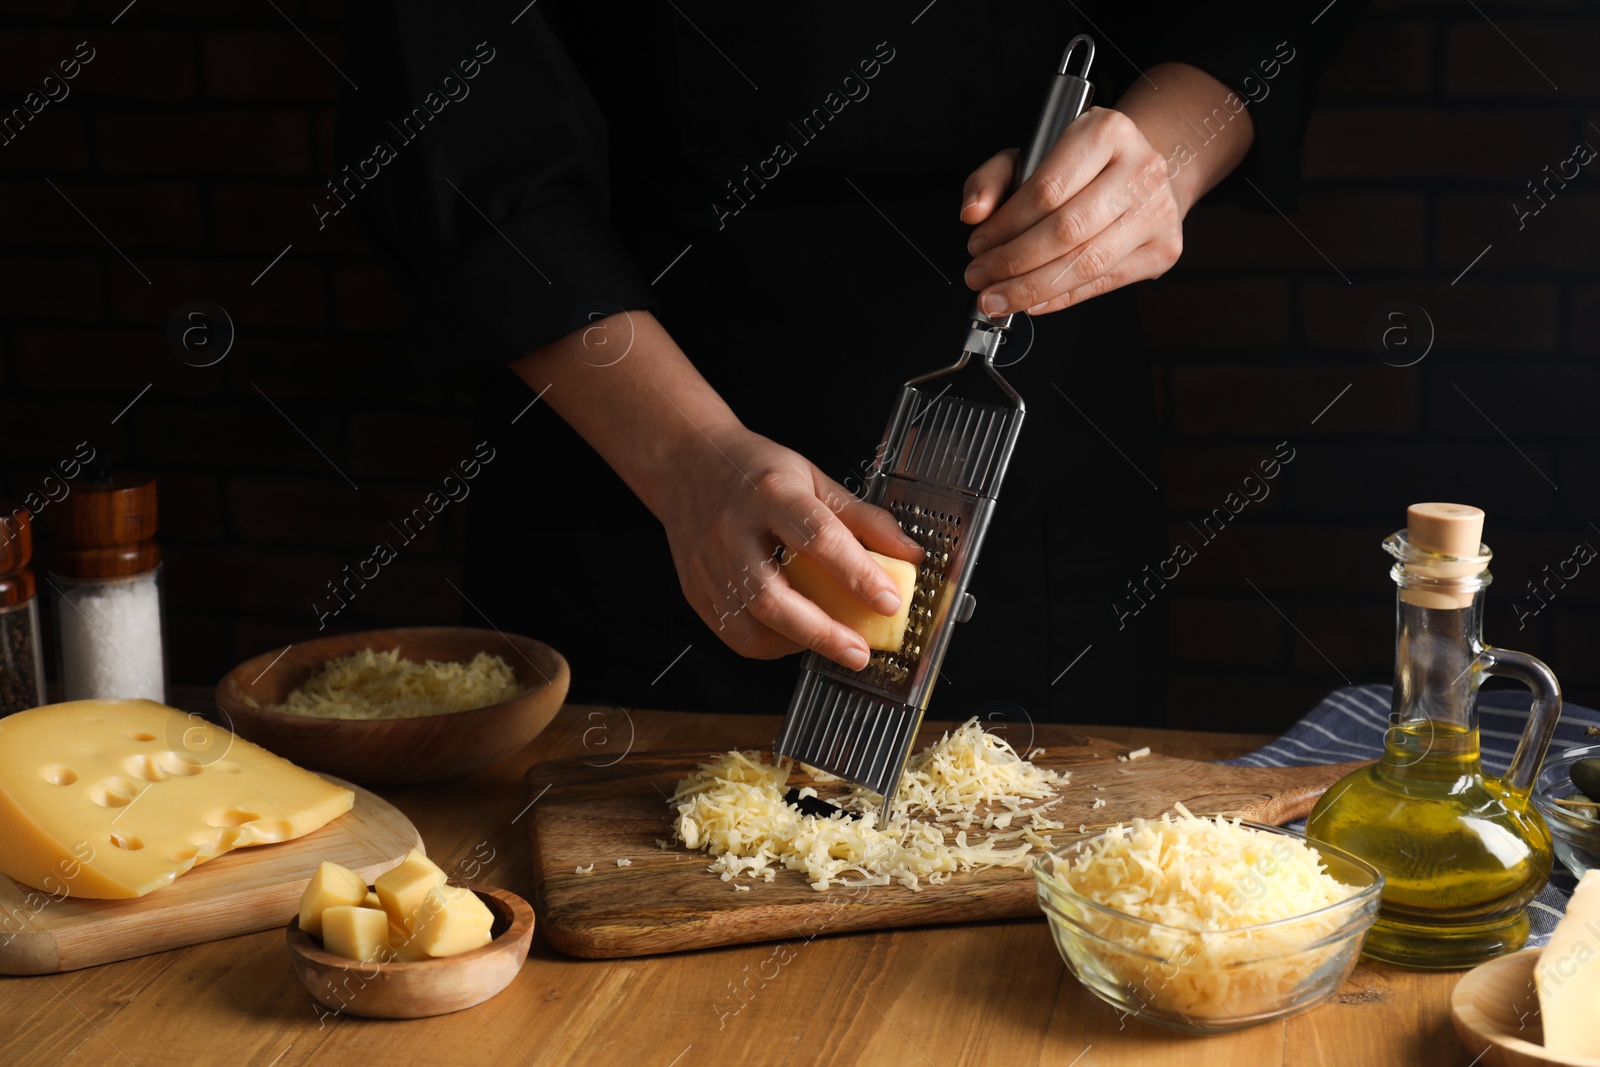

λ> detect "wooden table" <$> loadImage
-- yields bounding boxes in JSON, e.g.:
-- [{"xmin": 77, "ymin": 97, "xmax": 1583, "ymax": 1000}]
[{"xmin": 1, "ymin": 706, "xmax": 1482, "ymax": 1066}]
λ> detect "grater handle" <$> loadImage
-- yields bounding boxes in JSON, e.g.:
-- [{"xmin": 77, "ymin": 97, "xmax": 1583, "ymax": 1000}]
[
  {"xmin": 1014, "ymin": 35, "xmax": 1097, "ymax": 194},
  {"xmin": 965, "ymin": 35, "xmax": 1096, "ymax": 347}
]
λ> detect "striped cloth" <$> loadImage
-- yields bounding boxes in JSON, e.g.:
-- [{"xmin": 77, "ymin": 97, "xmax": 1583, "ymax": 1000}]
[{"xmin": 1221, "ymin": 683, "xmax": 1600, "ymax": 947}]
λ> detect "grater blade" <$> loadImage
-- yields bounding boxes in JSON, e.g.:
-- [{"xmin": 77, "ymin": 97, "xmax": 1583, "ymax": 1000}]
[{"xmin": 774, "ymin": 35, "xmax": 1097, "ymax": 809}]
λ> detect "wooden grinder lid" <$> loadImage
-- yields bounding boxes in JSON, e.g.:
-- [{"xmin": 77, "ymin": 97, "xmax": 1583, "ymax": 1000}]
[
  {"xmin": 52, "ymin": 476, "xmax": 161, "ymax": 580},
  {"xmin": 0, "ymin": 503, "xmax": 35, "ymax": 606},
  {"xmin": 0, "ymin": 503, "xmax": 32, "ymax": 576},
  {"xmin": 1402, "ymin": 502, "xmax": 1485, "ymax": 609}
]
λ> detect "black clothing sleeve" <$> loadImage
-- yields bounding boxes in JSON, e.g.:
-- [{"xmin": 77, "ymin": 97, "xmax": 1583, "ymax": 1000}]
[
  {"xmin": 1100, "ymin": 0, "xmax": 1370, "ymax": 211},
  {"xmin": 336, "ymin": 2, "xmax": 1368, "ymax": 385},
  {"xmin": 337, "ymin": 1, "xmax": 660, "ymax": 384}
]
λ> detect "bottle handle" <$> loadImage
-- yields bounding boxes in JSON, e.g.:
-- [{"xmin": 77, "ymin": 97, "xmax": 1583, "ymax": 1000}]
[{"xmin": 1478, "ymin": 645, "xmax": 1562, "ymax": 795}]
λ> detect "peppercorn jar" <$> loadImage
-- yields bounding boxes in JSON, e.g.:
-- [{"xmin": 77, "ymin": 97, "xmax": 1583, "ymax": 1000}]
[
  {"xmin": 0, "ymin": 503, "xmax": 47, "ymax": 716},
  {"xmin": 49, "ymin": 475, "xmax": 167, "ymax": 703}
]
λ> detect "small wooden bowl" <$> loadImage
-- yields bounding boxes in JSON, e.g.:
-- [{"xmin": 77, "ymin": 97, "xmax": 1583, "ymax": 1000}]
[
  {"xmin": 1451, "ymin": 948, "xmax": 1600, "ymax": 1066},
  {"xmin": 285, "ymin": 882, "xmax": 534, "ymax": 1020},
  {"xmin": 216, "ymin": 627, "xmax": 570, "ymax": 786}
]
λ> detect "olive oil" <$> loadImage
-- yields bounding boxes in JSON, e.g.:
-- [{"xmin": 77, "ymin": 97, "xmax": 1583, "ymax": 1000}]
[
  {"xmin": 1306, "ymin": 720, "xmax": 1551, "ymax": 969},
  {"xmin": 1306, "ymin": 504, "xmax": 1561, "ymax": 970}
]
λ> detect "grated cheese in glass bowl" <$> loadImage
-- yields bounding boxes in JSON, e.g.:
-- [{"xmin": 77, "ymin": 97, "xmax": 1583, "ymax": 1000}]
[{"xmin": 1033, "ymin": 805, "xmax": 1384, "ymax": 1033}]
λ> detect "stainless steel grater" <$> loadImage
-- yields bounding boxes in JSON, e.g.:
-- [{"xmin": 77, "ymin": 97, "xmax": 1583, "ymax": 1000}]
[{"xmin": 774, "ymin": 36, "xmax": 1097, "ymax": 807}]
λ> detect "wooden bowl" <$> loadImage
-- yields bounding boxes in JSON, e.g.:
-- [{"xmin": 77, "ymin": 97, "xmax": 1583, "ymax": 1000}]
[
  {"xmin": 285, "ymin": 882, "xmax": 535, "ymax": 1019},
  {"xmin": 1451, "ymin": 948, "xmax": 1600, "ymax": 1066},
  {"xmin": 216, "ymin": 627, "xmax": 569, "ymax": 786}
]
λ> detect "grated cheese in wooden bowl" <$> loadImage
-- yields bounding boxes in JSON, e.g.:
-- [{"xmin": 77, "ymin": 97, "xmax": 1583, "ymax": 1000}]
[
  {"xmin": 669, "ymin": 718, "xmax": 1068, "ymax": 892},
  {"xmin": 261, "ymin": 647, "xmax": 525, "ymax": 720}
]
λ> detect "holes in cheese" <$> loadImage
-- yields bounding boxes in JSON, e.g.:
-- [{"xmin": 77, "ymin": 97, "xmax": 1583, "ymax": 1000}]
[
  {"xmin": 0, "ymin": 699, "xmax": 355, "ymax": 899},
  {"xmin": 40, "ymin": 765, "xmax": 77, "ymax": 786},
  {"xmin": 89, "ymin": 777, "xmax": 141, "ymax": 808},
  {"xmin": 783, "ymin": 549, "xmax": 918, "ymax": 652},
  {"xmin": 125, "ymin": 754, "xmax": 169, "ymax": 782},
  {"xmin": 207, "ymin": 807, "xmax": 260, "ymax": 828}
]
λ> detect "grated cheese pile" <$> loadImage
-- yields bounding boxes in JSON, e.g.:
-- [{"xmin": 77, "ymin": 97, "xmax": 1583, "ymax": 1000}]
[
  {"xmin": 263, "ymin": 647, "xmax": 524, "ymax": 720},
  {"xmin": 669, "ymin": 718, "xmax": 1067, "ymax": 892},
  {"xmin": 1043, "ymin": 804, "xmax": 1361, "ymax": 1020}
]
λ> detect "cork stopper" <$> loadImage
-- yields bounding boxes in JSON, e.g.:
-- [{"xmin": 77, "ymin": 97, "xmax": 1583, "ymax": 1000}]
[
  {"xmin": 1407, "ymin": 503, "xmax": 1485, "ymax": 558},
  {"xmin": 1399, "ymin": 502, "xmax": 1486, "ymax": 609}
]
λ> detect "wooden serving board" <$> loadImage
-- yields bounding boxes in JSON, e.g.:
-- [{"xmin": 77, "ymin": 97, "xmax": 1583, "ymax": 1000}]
[
  {"xmin": 0, "ymin": 777, "xmax": 421, "ymax": 975},
  {"xmin": 524, "ymin": 730, "xmax": 1371, "ymax": 959}
]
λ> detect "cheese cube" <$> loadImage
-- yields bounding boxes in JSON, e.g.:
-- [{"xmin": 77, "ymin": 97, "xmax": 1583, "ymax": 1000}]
[
  {"xmin": 362, "ymin": 890, "xmax": 382, "ymax": 909},
  {"xmin": 298, "ymin": 860, "xmax": 369, "ymax": 937},
  {"xmin": 0, "ymin": 699, "xmax": 353, "ymax": 898},
  {"xmin": 408, "ymin": 884, "xmax": 495, "ymax": 957},
  {"xmin": 385, "ymin": 921, "xmax": 434, "ymax": 962},
  {"xmin": 321, "ymin": 904, "xmax": 391, "ymax": 963},
  {"xmin": 784, "ymin": 550, "xmax": 917, "ymax": 652},
  {"xmin": 375, "ymin": 849, "xmax": 447, "ymax": 932},
  {"xmin": 1537, "ymin": 868, "xmax": 1600, "ymax": 1056}
]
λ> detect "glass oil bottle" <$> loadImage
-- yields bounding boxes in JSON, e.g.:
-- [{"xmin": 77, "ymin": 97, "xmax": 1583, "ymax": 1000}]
[{"xmin": 1307, "ymin": 503, "xmax": 1560, "ymax": 969}]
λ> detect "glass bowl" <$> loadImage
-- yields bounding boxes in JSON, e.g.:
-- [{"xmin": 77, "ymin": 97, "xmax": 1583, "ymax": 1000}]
[
  {"xmin": 1033, "ymin": 821, "xmax": 1384, "ymax": 1034},
  {"xmin": 1531, "ymin": 744, "xmax": 1600, "ymax": 880}
]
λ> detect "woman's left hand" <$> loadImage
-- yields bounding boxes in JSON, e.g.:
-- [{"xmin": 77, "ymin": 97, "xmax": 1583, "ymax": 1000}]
[
  {"xmin": 960, "ymin": 63, "xmax": 1257, "ymax": 317},
  {"xmin": 959, "ymin": 106, "xmax": 1183, "ymax": 318}
]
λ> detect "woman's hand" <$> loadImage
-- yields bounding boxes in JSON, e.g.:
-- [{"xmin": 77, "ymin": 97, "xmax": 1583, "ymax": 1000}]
[
  {"xmin": 960, "ymin": 63, "xmax": 1255, "ymax": 317},
  {"xmin": 960, "ymin": 107, "xmax": 1182, "ymax": 317},
  {"xmin": 657, "ymin": 424, "xmax": 924, "ymax": 671}
]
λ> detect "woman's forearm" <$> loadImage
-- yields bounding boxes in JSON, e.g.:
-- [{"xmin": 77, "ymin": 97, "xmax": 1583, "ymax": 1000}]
[
  {"xmin": 1114, "ymin": 62, "xmax": 1256, "ymax": 216},
  {"xmin": 508, "ymin": 311, "xmax": 740, "ymax": 524}
]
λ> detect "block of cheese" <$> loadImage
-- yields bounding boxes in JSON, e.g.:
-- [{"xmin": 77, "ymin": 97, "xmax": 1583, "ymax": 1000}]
[
  {"xmin": 784, "ymin": 549, "xmax": 918, "ymax": 652},
  {"xmin": 1536, "ymin": 868, "xmax": 1600, "ymax": 1056},
  {"xmin": 385, "ymin": 920, "xmax": 434, "ymax": 962},
  {"xmin": 363, "ymin": 890, "xmax": 382, "ymax": 910},
  {"xmin": 408, "ymin": 884, "xmax": 495, "ymax": 957},
  {"xmin": 322, "ymin": 904, "xmax": 391, "ymax": 963},
  {"xmin": 298, "ymin": 860, "xmax": 368, "ymax": 937},
  {"xmin": 375, "ymin": 848, "xmax": 447, "ymax": 932},
  {"xmin": 0, "ymin": 699, "xmax": 354, "ymax": 899}
]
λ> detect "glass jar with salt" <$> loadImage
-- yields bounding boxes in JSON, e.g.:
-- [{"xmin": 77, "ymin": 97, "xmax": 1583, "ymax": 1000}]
[
  {"xmin": 0, "ymin": 503, "xmax": 47, "ymax": 716},
  {"xmin": 49, "ymin": 475, "xmax": 167, "ymax": 703}
]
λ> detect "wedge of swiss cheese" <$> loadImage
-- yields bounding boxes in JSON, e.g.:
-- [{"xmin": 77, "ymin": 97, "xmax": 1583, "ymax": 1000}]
[{"xmin": 0, "ymin": 699, "xmax": 354, "ymax": 898}]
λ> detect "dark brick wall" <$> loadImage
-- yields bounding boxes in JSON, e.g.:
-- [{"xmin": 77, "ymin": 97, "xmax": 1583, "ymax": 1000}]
[
  {"xmin": 2, "ymin": 0, "xmax": 1595, "ymax": 733},
  {"xmin": 1144, "ymin": 0, "xmax": 1600, "ymax": 731}
]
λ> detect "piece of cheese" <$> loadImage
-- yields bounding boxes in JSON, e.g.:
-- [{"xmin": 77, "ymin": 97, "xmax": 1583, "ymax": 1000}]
[
  {"xmin": 783, "ymin": 550, "xmax": 917, "ymax": 652},
  {"xmin": 1536, "ymin": 868, "xmax": 1600, "ymax": 1056},
  {"xmin": 375, "ymin": 849, "xmax": 447, "ymax": 932},
  {"xmin": 298, "ymin": 860, "xmax": 368, "ymax": 936},
  {"xmin": 0, "ymin": 699, "xmax": 354, "ymax": 899},
  {"xmin": 322, "ymin": 904, "xmax": 391, "ymax": 963},
  {"xmin": 362, "ymin": 890, "xmax": 382, "ymax": 909},
  {"xmin": 408, "ymin": 884, "xmax": 494, "ymax": 957}
]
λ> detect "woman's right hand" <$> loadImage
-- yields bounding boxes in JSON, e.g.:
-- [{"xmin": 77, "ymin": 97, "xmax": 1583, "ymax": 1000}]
[
  {"xmin": 657, "ymin": 423, "xmax": 924, "ymax": 671},
  {"xmin": 511, "ymin": 310, "xmax": 921, "ymax": 670}
]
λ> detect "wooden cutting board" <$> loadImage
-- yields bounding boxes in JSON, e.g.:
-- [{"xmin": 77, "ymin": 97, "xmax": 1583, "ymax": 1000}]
[
  {"xmin": 524, "ymin": 729, "xmax": 1371, "ymax": 959},
  {"xmin": 0, "ymin": 776, "xmax": 420, "ymax": 975}
]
